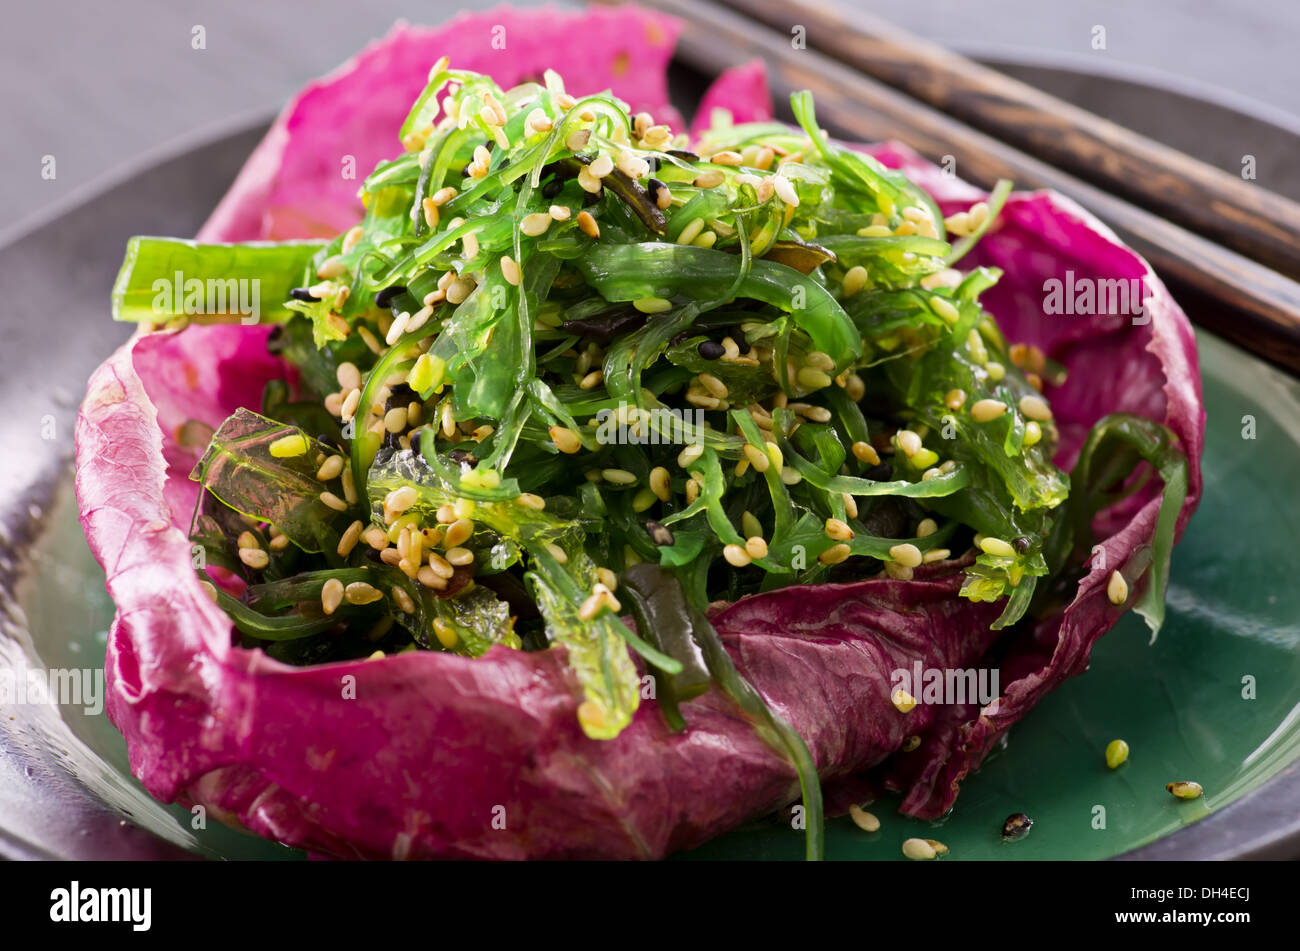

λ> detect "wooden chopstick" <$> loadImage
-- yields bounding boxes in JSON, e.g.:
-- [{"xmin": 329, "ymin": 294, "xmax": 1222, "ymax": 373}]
[
  {"xmin": 631, "ymin": 0, "xmax": 1300, "ymax": 374},
  {"xmin": 720, "ymin": 0, "xmax": 1300, "ymax": 284}
]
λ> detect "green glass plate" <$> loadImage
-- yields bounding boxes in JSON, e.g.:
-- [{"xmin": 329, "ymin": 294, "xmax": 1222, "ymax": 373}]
[{"xmin": 15, "ymin": 329, "xmax": 1300, "ymax": 860}]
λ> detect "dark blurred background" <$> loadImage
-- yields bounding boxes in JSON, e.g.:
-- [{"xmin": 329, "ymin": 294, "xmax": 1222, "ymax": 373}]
[{"xmin": 3, "ymin": 0, "xmax": 1298, "ymax": 225}]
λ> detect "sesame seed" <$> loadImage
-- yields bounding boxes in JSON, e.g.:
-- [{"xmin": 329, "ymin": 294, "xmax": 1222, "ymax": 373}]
[
  {"xmin": 520, "ymin": 212, "xmax": 552, "ymax": 236},
  {"xmin": 316, "ymin": 255, "xmax": 348, "ymax": 279},
  {"xmin": 320, "ymin": 578, "xmax": 344, "ymax": 615},
  {"xmin": 819, "ymin": 543, "xmax": 852, "ymax": 565},
  {"xmin": 797, "ymin": 367, "xmax": 833, "ymax": 390},
  {"xmin": 388, "ymin": 586, "xmax": 415, "ymax": 615},
  {"xmin": 842, "ymin": 265, "xmax": 868, "ymax": 298},
  {"xmin": 602, "ymin": 468, "xmax": 637, "ymax": 485},
  {"xmin": 549, "ymin": 204, "xmax": 572, "ymax": 222},
  {"xmin": 319, "ymin": 491, "xmax": 348, "ymax": 512},
  {"xmin": 890, "ymin": 543, "xmax": 923, "ymax": 567},
  {"xmin": 334, "ymin": 519, "xmax": 364, "ymax": 558},
  {"xmin": 445, "ymin": 547, "xmax": 474, "ymax": 566},
  {"xmin": 676, "ymin": 217, "xmax": 705, "ymax": 245},
  {"xmin": 1105, "ymin": 739, "xmax": 1129, "ymax": 769},
  {"xmin": 693, "ymin": 169, "xmax": 725, "ymax": 188},
  {"xmin": 851, "ymin": 441, "xmax": 881, "ymax": 466},
  {"xmin": 427, "ymin": 553, "xmax": 455, "ymax": 579},
  {"xmin": 443, "ymin": 518, "xmax": 474, "ymax": 548},
  {"xmin": 269, "ymin": 433, "xmax": 308, "ymax": 458},
  {"xmin": 1107, "ymin": 570, "xmax": 1128, "ymax": 605},
  {"xmin": 269, "ymin": 534, "xmax": 290, "ymax": 551},
  {"xmin": 930, "ymin": 297, "xmax": 960, "ymax": 324},
  {"xmin": 237, "ymin": 531, "xmax": 260, "ymax": 551},
  {"xmin": 1024, "ymin": 420, "xmax": 1043, "ymax": 448},
  {"xmin": 896, "ymin": 429, "xmax": 923, "ymax": 457},
  {"xmin": 843, "ymin": 493, "xmax": 859, "ymax": 520},
  {"xmin": 744, "ymin": 536, "xmax": 768, "ymax": 560},
  {"xmin": 579, "ymin": 369, "xmax": 604, "ymax": 389},
  {"xmin": 970, "ymin": 399, "xmax": 1007, "ymax": 422},
  {"xmin": 549, "ymin": 425, "xmax": 582, "ymax": 454},
  {"xmin": 848, "ymin": 804, "xmax": 880, "ymax": 832},
  {"xmin": 723, "ymin": 544, "xmax": 752, "ymax": 567},
  {"xmin": 944, "ymin": 388, "xmax": 967, "ymax": 410},
  {"xmin": 677, "ymin": 443, "xmax": 705, "ymax": 467},
  {"xmin": 901, "ymin": 837, "xmax": 935, "ymax": 861},
  {"xmin": 917, "ymin": 518, "xmax": 938, "ymax": 538},
  {"xmin": 565, "ymin": 129, "xmax": 590, "ymax": 151},
  {"xmin": 1019, "ymin": 394, "xmax": 1053, "ymax": 421},
  {"xmin": 922, "ymin": 548, "xmax": 950, "ymax": 563},
  {"xmin": 525, "ymin": 109, "xmax": 553, "ymax": 135},
  {"xmin": 576, "ymin": 210, "xmax": 600, "ymax": 238},
  {"xmin": 980, "ymin": 537, "xmax": 1016, "ymax": 558},
  {"xmin": 587, "ymin": 152, "xmax": 614, "ymax": 178},
  {"xmin": 238, "ymin": 547, "xmax": 269, "ymax": 570},
  {"xmin": 516, "ymin": 492, "xmax": 546, "ymax": 511},
  {"xmin": 544, "ymin": 542, "xmax": 568, "ymax": 564},
  {"xmin": 345, "ymin": 581, "xmax": 383, "ymax": 605},
  {"xmin": 633, "ymin": 297, "xmax": 672, "ymax": 314},
  {"xmin": 336, "ymin": 362, "xmax": 362, "ymax": 392},
  {"xmin": 432, "ymin": 618, "xmax": 458, "ymax": 648},
  {"xmin": 885, "ymin": 562, "xmax": 914, "ymax": 580},
  {"xmin": 826, "ymin": 518, "xmax": 855, "ymax": 542},
  {"xmin": 421, "ymin": 197, "xmax": 440, "ymax": 230},
  {"xmin": 743, "ymin": 444, "xmax": 770, "ymax": 472},
  {"xmin": 385, "ymin": 486, "xmax": 418, "ymax": 515},
  {"xmin": 892, "ymin": 689, "xmax": 917, "ymax": 713},
  {"xmin": 771, "ymin": 174, "xmax": 799, "ymax": 206},
  {"xmin": 1166, "ymin": 781, "xmax": 1203, "ymax": 800},
  {"xmin": 649, "ymin": 466, "xmax": 671, "ymax": 501},
  {"xmin": 384, "ymin": 407, "xmax": 409, "ymax": 433},
  {"xmin": 385, "ymin": 311, "xmax": 411, "ymax": 346}
]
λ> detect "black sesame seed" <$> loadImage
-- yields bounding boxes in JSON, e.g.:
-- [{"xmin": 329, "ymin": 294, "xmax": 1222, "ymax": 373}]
[
  {"xmin": 289, "ymin": 287, "xmax": 319, "ymax": 302},
  {"xmin": 374, "ymin": 285, "xmax": 406, "ymax": 308},
  {"xmin": 667, "ymin": 149, "xmax": 700, "ymax": 162},
  {"xmin": 1002, "ymin": 813, "xmax": 1033, "ymax": 841},
  {"xmin": 866, "ymin": 462, "xmax": 893, "ymax": 481},
  {"xmin": 698, "ymin": 340, "xmax": 726, "ymax": 359},
  {"xmin": 541, "ymin": 178, "xmax": 563, "ymax": 199},
  {"xmin": 645, "ymin": 520, "xmax": 675, "ymax": 547},
  {"xmin": 408, "ymin": 430, "xmax": 422, "ymax": 454},
  {"xmin": 385, "ymin": 383, "xmax": 416, "ymax": 409},
  {"xmin": 736, "ymin": 338, "xmax": 751, "ymax": 355}
]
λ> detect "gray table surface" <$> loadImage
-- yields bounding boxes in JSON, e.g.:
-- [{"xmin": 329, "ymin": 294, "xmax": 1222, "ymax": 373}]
[{"xmin": 2, "ymin": 0, "xmax": 1297, "ymax": 228}]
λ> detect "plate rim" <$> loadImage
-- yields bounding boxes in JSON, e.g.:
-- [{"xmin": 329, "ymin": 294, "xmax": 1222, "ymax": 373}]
[{"xmin": 2, "ymin": 60, "xmax": 1297, "ymax": 863}]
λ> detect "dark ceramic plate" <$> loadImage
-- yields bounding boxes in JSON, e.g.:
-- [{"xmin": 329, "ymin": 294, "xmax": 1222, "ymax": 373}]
[{"xmin": 2, "ymin": 59, "xmax": 1298, "ymax": 861}]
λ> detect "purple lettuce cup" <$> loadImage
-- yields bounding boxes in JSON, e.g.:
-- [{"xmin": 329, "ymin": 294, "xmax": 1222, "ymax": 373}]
[{"xmin": 75, "ymin": 12, "xmax": 1203, "ymax": 858}]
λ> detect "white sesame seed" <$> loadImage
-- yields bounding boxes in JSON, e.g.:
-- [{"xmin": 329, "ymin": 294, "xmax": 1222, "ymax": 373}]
[
  {"xmin": 771, "ymin": 174, "xmax": 799, "ymax": 206},
  {"xmin": 971, "ymin": 399, "xmax": 1008, "ymax": 422},
  {"xmin": 1019, "ymin": 394, "xmax": 1053, "ymax": 421},
  {"xmin": 1108, "ymin": 570, "xmax": 1128, "ymax": 605},
  {"xmin": 520, "ymin": 212, "xmax": 552, "ymax": 236},
  {"xmin": 385, "ymin": 311, "xmax": 411, "ymax": 346},
  {"xmin": 319, "ymin": 491, "xmax": 347, "ymax": 512}
]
